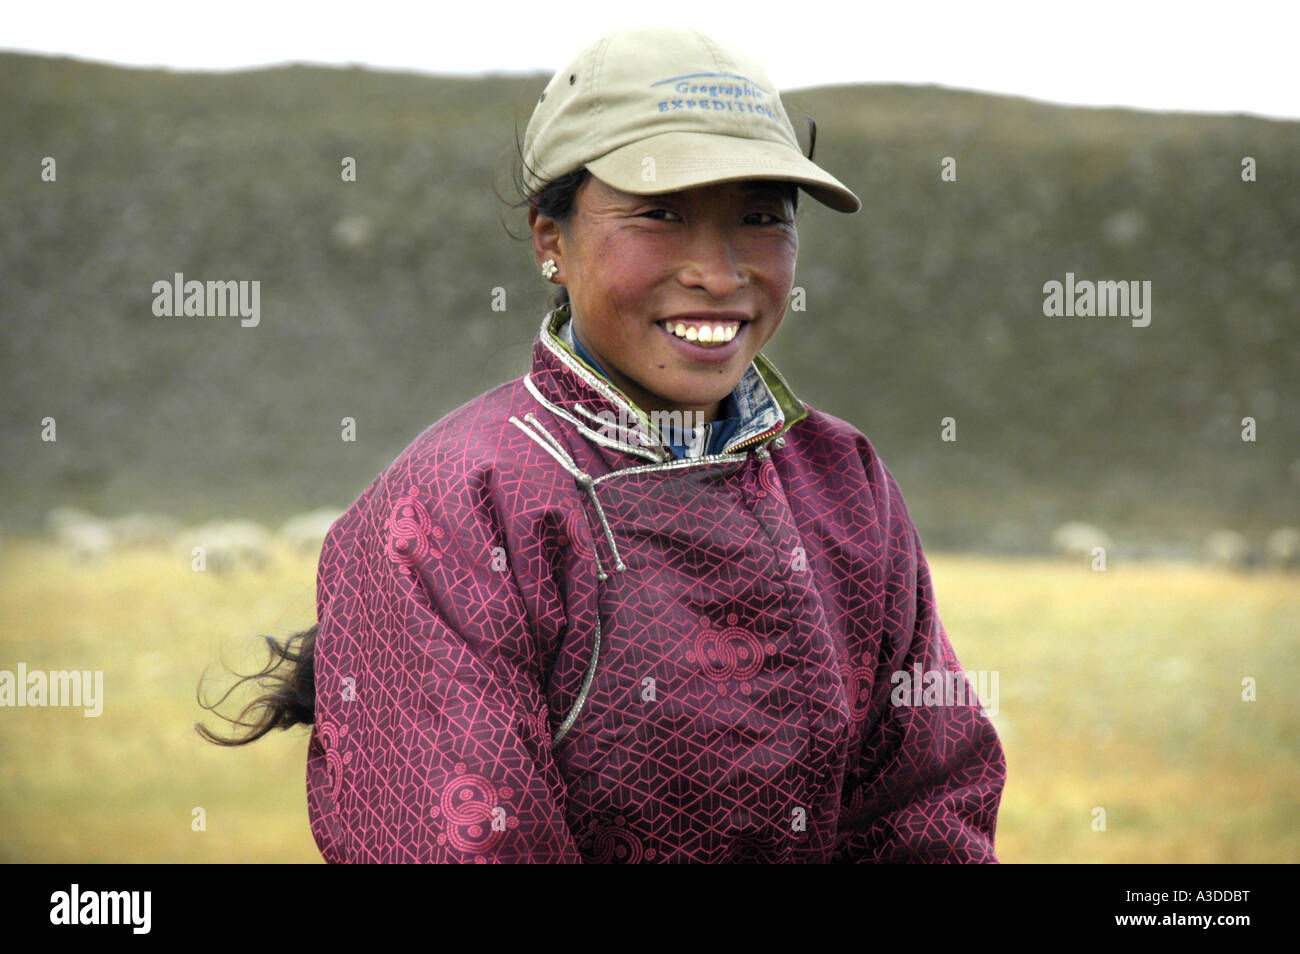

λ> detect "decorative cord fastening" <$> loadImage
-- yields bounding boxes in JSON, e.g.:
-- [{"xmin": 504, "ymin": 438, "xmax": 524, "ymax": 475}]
[
  {"xmin": 551, "ymin": 611, "xmax": 600, "ymax": 746},
  {"xmin": 755, "ymin": 434, "xmax": 787, "ymax": 461},
  {"xmin": 508, "ymin": 412, "xmax": 627, "ymax": 576},
  {"xmin": 507, "ymin": 410, "xmax": 621, "ymax": 746}
]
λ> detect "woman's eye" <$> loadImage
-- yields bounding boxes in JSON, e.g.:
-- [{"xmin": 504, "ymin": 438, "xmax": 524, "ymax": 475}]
[{"xmin": 638, "ymin": 210, "xmax": 786, "ymax": 224}]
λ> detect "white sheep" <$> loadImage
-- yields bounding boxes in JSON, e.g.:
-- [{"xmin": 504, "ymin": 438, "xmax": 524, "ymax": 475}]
[
  {"xmin": 1049, "ymin": 521, "xmax": 1114, "ymax": 560},
  {"xmin": 175, "ymin": 519, "xmax": 274, "ymax": 573},
  {"xmin": 110, "ymin": 512, "xmax": 182, "ymax": 549},
  {"xmin": 278, "ymin": 507, "xmax": 344, "ymax": 557},
  {"xmin": 1202, "ymin": 529, "xmax": 1250, "ymax": 569},
  {"xmin": 1265, "ymin": 527, "xmax": 1300, "ymax": 568},
  {"xmin": 46, "ymin": 506, "xmax": 114, "ymax": 563}
]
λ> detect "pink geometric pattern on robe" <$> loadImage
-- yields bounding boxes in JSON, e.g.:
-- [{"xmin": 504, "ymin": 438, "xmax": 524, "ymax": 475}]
[{"xmin": 306, "ymin": 318, "xmax": 1007, "ymax": 863}]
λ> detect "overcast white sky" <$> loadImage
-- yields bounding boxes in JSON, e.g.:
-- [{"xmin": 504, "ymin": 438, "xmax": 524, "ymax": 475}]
[{"xmin": 4, "ymin": 0, "xmax": 1298, "ymax": 119}]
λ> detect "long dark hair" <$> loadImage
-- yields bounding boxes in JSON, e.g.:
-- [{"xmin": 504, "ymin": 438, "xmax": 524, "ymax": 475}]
[
  {"xmin": 196, "ymin": 110, "xmax": 815, "ymax": 745},
  {"xmin": 195, "ymin": 625, "xmax": 317, "ymax": 745}
]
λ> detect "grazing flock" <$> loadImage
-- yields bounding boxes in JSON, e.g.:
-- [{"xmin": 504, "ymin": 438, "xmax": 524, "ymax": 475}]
[
  {"xmin": 39, "ymin": 506, "xmax": 343, "ymax": 572},
  {"xmin": 16, "ymin": 510, "xmax": 1299, "ymax": 572}
]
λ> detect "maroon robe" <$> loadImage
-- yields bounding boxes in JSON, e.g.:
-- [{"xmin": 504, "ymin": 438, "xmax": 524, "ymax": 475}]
[{"xmin": 306, "ymin": 306, "xmax": 1006, "ymax": 862}]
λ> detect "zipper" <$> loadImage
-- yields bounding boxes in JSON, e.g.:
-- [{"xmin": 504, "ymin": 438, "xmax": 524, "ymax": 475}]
[{"xmin": 724, "ymin": 424, "xmax": 784, "ymax": 455}]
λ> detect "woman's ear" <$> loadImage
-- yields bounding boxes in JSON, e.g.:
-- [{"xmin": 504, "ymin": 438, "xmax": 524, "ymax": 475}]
[{"xmin": 529, "ymin": 205, "xmax": 565, "ymax": 278}]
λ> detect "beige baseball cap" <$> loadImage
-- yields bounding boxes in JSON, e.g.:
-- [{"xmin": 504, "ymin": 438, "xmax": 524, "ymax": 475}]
[{"xmin": 522, "ymin": 27, "xmax": 861, "ymax": 214}]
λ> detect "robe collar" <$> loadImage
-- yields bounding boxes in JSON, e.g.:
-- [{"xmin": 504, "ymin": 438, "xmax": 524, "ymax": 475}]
[{"xmin": 526, "ymin": 303, "xmax": 808, "ymax": 463}]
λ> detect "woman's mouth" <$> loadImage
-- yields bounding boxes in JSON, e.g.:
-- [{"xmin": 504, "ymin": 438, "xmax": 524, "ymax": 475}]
[
  {"xmin": 655, "ymin": 319, "xmax": 746, "ymax": 360},
  {"xmin": 659, "ymin": 319, "xmax": 741, "ymax": 346}
]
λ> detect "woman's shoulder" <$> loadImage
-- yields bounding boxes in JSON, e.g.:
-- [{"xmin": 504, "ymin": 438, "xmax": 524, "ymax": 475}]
[
  {"xmin": 787, "ymin": 400, "xmax": 888, "ymax": 474},
  {"xmin": 394, "ymin": 377, "xmax": 531, "ymax": 465},
  {"xmin": 338, "ymin": 375, "xmax": 565, "ymax": 520}
]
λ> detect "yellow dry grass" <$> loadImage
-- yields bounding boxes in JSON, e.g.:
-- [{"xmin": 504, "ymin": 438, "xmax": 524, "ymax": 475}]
[{"xmin": 1, "ymin": 541, "xmax": 1294, "ymax": 862}]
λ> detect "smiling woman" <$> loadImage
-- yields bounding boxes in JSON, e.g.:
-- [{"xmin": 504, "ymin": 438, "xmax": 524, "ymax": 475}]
[
  {"xmin": 199, "ymin": 25, "xmax": 1007, "ymax": 863},
  {"xmin": 528, "ymin": 175, "xmax": 799, "ymax": 427}
]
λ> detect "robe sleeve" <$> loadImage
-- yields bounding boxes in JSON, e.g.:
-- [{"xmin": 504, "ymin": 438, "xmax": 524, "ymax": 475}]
[
  {"xmin": 306, "ymin": 470, "xmax": 584, "ymax": 863},
  {"xmin": 835, "ymin": 454, "xmax": 1007, "ymax": 863}
]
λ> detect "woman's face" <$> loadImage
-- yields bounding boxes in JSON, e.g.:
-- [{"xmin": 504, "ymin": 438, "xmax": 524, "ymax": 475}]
[{"xmin": 530, "ymin": 175, "xmax": 798, "ymax": 426}]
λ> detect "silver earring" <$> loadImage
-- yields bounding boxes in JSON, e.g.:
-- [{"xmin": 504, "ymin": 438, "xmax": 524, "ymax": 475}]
[{"xmin": 540, "ymin": 259, "xmax": 558, "ymax": 281}]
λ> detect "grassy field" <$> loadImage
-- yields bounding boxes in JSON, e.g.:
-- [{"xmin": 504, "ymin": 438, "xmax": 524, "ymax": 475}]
[{"xmin": 0, "ymin": 539, "xmax": 1295, "ymax": 863}]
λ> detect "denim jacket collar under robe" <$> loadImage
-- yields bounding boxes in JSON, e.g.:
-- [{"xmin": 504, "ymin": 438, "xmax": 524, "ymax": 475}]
[
  {"xmin": 554, "ymin": 306, "xmax": 773, "ymax": 459},
  {"xmin": 542, "ymin": 303, "xmax": 807, "ymax": 462}
]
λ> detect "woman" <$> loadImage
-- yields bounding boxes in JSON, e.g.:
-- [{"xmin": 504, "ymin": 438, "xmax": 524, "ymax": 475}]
[{"xmin": 202, "ymin": 26, "xmax": 1006, "ymax": 863}]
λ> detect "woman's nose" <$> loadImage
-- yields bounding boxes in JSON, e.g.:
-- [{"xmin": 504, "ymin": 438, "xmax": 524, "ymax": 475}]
[{"xmin": 678, "ymin": 231, "xmax": 748, "ymax": 298}]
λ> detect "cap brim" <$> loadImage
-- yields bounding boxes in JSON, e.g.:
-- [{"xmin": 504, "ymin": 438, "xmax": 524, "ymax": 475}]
[{"xmin": 585, "ymin": 131, "xmax": 861, "ymax": 214}]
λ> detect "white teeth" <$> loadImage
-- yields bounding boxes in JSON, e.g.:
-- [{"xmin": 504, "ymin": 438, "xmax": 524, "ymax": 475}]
[{"xmin": 664, "ymin": 321, "xmax": 739, "ymax": 345}]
